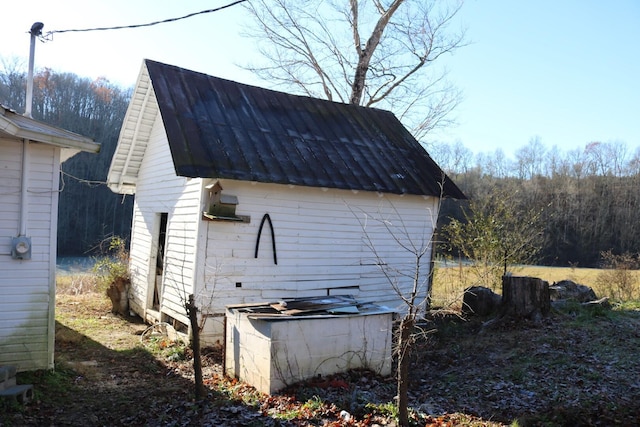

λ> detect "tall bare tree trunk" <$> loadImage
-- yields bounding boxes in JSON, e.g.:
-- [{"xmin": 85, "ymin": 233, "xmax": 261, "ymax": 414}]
[
  {"xmin": 349, "ymin": 0, "xmax": 405, "ymax": 105},
  {"xmin": 397, "ymin": 315, "xmax": 414, "ymax": 426}
]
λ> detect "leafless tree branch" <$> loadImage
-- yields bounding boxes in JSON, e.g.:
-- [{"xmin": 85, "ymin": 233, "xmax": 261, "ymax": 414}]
[{"xmin": 242, "ymin": 0, "xmax": 466, "ymax": 137}]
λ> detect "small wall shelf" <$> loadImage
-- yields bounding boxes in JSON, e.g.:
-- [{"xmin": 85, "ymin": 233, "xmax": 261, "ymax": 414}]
[{"xmin": 202, "ymin": 212, "xmax": 250, "ymax": 223}]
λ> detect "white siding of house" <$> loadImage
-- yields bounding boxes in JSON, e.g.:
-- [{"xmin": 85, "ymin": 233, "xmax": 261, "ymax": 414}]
[
  {"xmin": 127, "ymin": 116, "xmax": 203, "ymax": 329},
  {"xmin": 197, "ymin": 180, "xmax": 439, "ymax": 343},
  {"xmin": 0, "ymin": 139, "xmax": 58, "ymax": 371}
]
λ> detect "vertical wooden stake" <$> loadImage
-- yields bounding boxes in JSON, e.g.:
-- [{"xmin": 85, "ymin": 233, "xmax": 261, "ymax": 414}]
[{"xmin": 187, "ymin": 294, "xmax": 205, "ymax": 400}]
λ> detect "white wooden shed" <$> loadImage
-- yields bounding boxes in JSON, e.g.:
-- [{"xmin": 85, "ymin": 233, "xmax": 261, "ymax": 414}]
[
  {"xmin": 107, "ymin": 60, "xmax": 464, "ymax": 345},
  {"xmin": 0, "ymin": 105, "xmax": 99, "ymax": 371}
]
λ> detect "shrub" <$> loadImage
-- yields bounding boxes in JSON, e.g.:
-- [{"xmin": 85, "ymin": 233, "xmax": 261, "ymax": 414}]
[
  {"xmin": 92, "ymin": 236, "xmax": 129, "ymax": 291},
  {"xmin": 595, "ymin": 250, "xmax": 639, "ymax": 301}
]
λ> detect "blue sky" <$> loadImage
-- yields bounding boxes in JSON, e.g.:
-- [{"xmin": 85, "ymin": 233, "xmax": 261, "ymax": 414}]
[
  {"xmin": 2, "ymin": 0, "xmax": 638, "ymax": 158},
  {"xmin": 440, "ymin": 0, "xmax": 640, "ymax": 157}
]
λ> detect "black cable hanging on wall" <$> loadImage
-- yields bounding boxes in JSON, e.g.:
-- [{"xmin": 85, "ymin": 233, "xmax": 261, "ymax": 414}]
[{"xmin": 255, "ymin": 213, "xmax": 277, "ymax": 265}]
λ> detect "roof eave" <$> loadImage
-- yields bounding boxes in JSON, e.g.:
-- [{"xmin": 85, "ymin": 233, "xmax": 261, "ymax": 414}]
[
  {"xmin": 0, "ymin": 112, "xmax": 99, "ymax": 153},
  {"xmin": 20, "ymin": 129, "xmax": 99, "ymax": 153},
  {"xmin": 108, "ymin": 183, "xmax": 137, "ymax": 195},
  {"xmin": 106, "ymin": 60, "xmax": 156, "ymax": 195}
]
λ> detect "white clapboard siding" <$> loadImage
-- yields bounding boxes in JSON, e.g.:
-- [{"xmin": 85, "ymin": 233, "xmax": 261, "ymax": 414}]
[
  {"xmin": 0, "ymin": 142, "xmax": 22, "ymax": 244},
  {"xmin": 127, "ymin": 204, "xmax": 152, "ymax": 314},
  {"xmin": 127, "ymin": 116, "xmax": 203, "ymax": 326},
  {"xmin": 194, "ymin": 179, "xmax": 438, "ymax": 341},
  {"xmin": 0, "ymin": 139, "xmax": 58, "ymax": 371}
]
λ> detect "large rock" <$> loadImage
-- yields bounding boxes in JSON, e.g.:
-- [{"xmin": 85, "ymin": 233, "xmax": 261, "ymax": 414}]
[
  {"xmin": 462, "ymin": 286, "xmax": 502, "ymax": 316},
  {"xmin": 549, "ymin": 280, "xmax": 597, "ymax": 302}
]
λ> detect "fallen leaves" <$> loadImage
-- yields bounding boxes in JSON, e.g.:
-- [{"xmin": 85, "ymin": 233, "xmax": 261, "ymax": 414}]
[{"xmin": 6, "ymin": 294, "xmax": 640, "ymax": 426}]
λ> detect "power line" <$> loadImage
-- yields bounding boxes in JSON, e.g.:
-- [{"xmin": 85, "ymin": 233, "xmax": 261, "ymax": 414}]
[
  {"xmin": 41, "ymin": 0, "xmax": 246, "ymax": 39},
  {"xmin": 60, "ymin": 170, "xmax": 106, "ymax": 188}
]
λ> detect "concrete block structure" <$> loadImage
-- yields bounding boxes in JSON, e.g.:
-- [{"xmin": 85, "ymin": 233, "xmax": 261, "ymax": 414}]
[{"xmin": 225, "ymin": 297, "xmax": 393, "ymax": 394}]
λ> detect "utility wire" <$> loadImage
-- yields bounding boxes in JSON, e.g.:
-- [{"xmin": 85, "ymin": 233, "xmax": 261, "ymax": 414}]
[
  {"xmin": 59, "ymin": 170, "xmax": 130, "ymax": 204},
  {"xmin": 42, "ymin": 0, "xmax": 246, "ymax": 39},
  {"xmin": 61, "ymin": 170, "xmax": 106, "ymax": 188}
]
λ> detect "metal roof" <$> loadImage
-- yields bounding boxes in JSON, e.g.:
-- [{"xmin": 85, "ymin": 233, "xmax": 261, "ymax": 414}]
[{"xmin": 112, "ymin": 60, "xmax": 464, "ymax": 198}]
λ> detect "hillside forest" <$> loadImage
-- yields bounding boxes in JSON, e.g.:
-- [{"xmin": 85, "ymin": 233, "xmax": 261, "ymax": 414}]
[
  {"xmin": 1, "ymin": 65, "xmax": 639, "ymax": 268},
  {"xmin": 1, "ymin": 64, "xmax": 133, "ymax": 255}
]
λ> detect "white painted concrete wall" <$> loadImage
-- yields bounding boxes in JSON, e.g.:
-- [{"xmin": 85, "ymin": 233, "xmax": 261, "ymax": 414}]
[
  {"xmin": 0, "ymin": 139, "xmax": 59, "ymax": 371},
  {"xmin": 225, "ymin": 306, "xmax": 393, "ymax": 394}
]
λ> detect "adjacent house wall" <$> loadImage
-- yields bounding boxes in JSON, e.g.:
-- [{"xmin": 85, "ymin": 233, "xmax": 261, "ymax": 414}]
[
  {"xmin": 127, "ymin": 116, "xmax": 203, "ymax": 329},
  {"xmin": 0, "ymin": 138, "xmax": 59, "ymax": 371}
]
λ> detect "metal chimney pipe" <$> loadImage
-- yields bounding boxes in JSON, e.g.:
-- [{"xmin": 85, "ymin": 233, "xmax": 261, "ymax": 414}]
[{"xmin": 25, "ymin": 22, "xmax": 43, "ymax": 118}]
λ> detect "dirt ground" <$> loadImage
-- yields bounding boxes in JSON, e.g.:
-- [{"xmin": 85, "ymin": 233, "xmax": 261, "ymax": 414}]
[{"xmin": 2, "ymin": 293, "xmax": 640, "ymax": 426}]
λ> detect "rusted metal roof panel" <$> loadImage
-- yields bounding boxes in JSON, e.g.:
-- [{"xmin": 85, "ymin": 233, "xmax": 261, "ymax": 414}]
[
  {"xmin": 228, "ymin": 295, "xmax": 394, "ymax": 319},
  {"xmin": 145, "ymin": 60, "xmax": 464, "ymax": 198}
]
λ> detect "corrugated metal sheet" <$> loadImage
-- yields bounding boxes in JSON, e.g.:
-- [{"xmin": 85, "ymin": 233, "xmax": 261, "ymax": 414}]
[
  {"xmin": 229, "ymin": 295, "xmax": 393, "ymax": 319},
  {"xmin": 146, "ymin": 60, "xmax": 464, "ymax": 198}
]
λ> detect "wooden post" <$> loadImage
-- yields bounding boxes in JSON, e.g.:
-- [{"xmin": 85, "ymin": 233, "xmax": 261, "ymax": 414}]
[
  {"xmin": 501, "ymin": 275, "xmax": 550, "ymax": 321},
  {"xmin": 186, "ymin": 294, "xmax": 205, "ymax": 400},
  {"xmin": 396, "ymin": 315, "xmax": 414, "ymax": 427}
]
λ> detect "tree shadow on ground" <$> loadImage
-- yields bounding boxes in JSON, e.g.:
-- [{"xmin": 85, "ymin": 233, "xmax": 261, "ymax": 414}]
[
  {"xmin": 5, "ymin": 320, "xmax": 206, "ymax": 426},
  {"xmin": 9, "ymin": 301, "xmax": 639, "ymax": 426},
  {"xmin": 7, "ymin": 316, "xmax": 327, "ymax": 426}
]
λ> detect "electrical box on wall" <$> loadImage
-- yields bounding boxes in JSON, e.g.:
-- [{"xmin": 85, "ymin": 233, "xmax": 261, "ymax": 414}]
[{"xmin": 11, "ymin": 236, "xmax": 32, "ymax": 260}]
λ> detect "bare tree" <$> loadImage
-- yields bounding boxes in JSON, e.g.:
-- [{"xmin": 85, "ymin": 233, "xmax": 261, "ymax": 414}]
[
  {"xmin": 426, "ymin": 139, "xmax": 473, "ymax": 176},
  {"xmin": 515, "ymin": 136, "xmax": 546, "ymax": 180},
  {"xmin": 584, "ymin": 141, "xmax": 610, "ymax": 176},
  {"xmin": 627, "ymin": 146, "xmax": 640, "ymax": 176},
  {"xmin": 352, "ymin": 188, "xmax": 443, "ymax": 426},
  {"xmin": 427, "ymin": 137, "xmax": 640, "ymax": 267},
  {"xmin": 584, "ymin": 140, "xmax": 629, "ymax": 177},
  {"xmin": 544, "ymin": 144, "xmax": 562, "ymax": 177},
  {"xmin": 0, "ymin": 57, "xmax": 27, "ymax": 111},
  {"xmin": 483, "ymin": 148, "xmax": 510, "ymax": 179},
  {"xmin": 242, "ymin": 0, "xmax": 466, "ymax": 139}
]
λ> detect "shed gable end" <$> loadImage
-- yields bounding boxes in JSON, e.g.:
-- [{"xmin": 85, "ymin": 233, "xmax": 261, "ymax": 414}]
[{"xmin": 107, "ymin": 65, "xmax": 160, "ymax": 194}]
